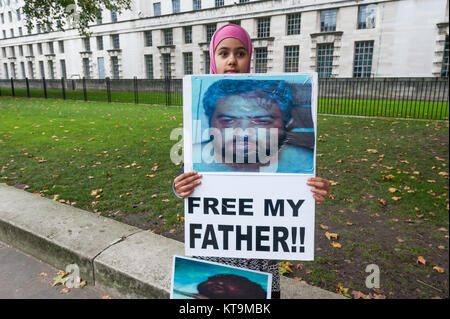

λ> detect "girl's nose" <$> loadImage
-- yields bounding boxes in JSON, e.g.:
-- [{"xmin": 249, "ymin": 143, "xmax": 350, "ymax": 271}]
[{"xmin": 227, "ymin": 54, "xmax": 237, "ymax": 65}]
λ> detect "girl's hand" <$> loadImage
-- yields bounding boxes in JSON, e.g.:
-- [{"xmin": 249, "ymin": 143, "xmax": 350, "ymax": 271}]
[
  {"xmin": 307, "ymin": 177, "xmax": 331, "ymax": 204},
  {"xmin": 174, "ymin": 171, "xmax": 202, "ymax": 198}
]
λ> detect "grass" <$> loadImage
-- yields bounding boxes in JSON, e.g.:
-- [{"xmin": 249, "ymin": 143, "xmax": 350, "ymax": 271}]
[
  {"xmin": 1, "ymin": 87, "xmax": 447, "ymax": 119},
  {"xmin": 0, "ymin": 96, "xmax": 448, "ymax": 299}
]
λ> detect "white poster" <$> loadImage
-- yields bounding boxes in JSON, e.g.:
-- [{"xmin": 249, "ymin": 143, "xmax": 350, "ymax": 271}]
[{"xmin": 183, "ymin": 73, "xmax": 317, "ymax": 260}]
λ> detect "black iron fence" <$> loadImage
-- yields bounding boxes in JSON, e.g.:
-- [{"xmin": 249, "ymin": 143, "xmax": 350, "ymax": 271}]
[{"xmin": 0, "ymin": 76, "xmax": 448, "ymax": 120}]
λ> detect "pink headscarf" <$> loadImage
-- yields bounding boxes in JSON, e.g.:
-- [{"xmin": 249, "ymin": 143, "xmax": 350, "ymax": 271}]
[{"xmin": 209, "ymin": 24, "xmax": 253, "ymax": 74}]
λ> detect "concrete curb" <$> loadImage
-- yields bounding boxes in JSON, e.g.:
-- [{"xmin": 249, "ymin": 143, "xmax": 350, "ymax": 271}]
[{"xmin": 0, "ymin": 183, "xmax": 346, "ymax": 299}]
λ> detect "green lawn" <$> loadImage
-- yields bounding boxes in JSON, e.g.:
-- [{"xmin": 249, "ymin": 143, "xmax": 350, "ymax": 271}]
[
  {"xmin": 0, "ymin": 96, "xmax": 448, "ymax": 299},
  {"xmin": 1, "ymin": 87, "xmax": 447, "ymax": 119}
]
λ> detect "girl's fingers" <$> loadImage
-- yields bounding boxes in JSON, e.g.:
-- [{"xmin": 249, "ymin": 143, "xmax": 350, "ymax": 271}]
[
  {"xmin": 313, "ymin": 194, "xmax": 325, "ymax": 203},
  {"xmin": 177, "ymin": 180, "xmax": 202, "ymax": 194},
  {"xmin": 174, "ymin": 171, "xmax": 199, "ymax": 184},
  {"xmin": 174, "ymin": 173, "xmax": 202, "ymax": 189},
  {"xmin": 311, "ymin": 188, "xmax": 328, "ymax": 196},
  {"xmin": 307, "ymin": 178, "xmax": 330, "ymax": 191}
]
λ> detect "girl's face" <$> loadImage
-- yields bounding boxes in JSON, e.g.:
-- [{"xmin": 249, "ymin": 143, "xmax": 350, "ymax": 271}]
[{"xmin": 214, "ymin": 37, "xmax": 249, "ymax": 74}]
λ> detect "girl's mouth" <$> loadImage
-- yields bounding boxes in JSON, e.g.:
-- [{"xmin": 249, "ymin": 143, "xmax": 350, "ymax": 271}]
[{"xmin": 225, "ymin": 70, "xmax": 237, "ymax": 73}]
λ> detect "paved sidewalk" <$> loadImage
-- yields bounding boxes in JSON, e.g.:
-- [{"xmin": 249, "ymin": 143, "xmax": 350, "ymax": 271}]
[
  {"xmin": 0, "ymin": 183, "xmax": 346, "ymax": 299},
  {"xmin": 0, "ymin": 240, "xmax": 108, "ymax": 299}
]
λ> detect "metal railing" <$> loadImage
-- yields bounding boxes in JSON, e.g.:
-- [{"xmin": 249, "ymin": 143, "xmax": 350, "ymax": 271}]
[{"xmin": 0, "ymin": 76, "xmax": 448, "ymax": 120}]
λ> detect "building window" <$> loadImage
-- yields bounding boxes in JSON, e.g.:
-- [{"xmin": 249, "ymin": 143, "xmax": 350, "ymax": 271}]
[
  {"xmin": 96, "ymin": 36, "xmax": 104, "ymax": 50},
  {"xmin": 19, "ymin": 45, "xmax": 23, "ymax": 56},
  {"xmin": 163, "ymin": 53, "xmax": 171, "ymax": 77},
  {"xmin": 287, "ymin": 13, "xmax": 301, "ymax": 35},
  {"xmin": 16, "ymin": 8, "xmax": 21, "ymax": 21},
  {"xmin": 441, "ymin": 35, "xmax": 449, "ymax": 77},
  {"xmin": 39, "ymin": 60, "xmax": 45, "ymax": 78},
  {"xmin": 284, "ymin": 45, "xmax": 299, "ymax": 73},
  {"xmin": 1, "ymin": 13, "xmax": 4, "ymax": 24},
  {"xmin": 83, "ymin": 37, "xmax": 91, "ymax": 51},
  {"xmin": 18, "ymin": 27, "xmax": 22, "ymax": 36},
  {"xmin": 239, "ymin": 0, "xmax": 250, "ymax": 3},
  {"xmin": 229, "ymin": 20, "xmax": 241, "ymax": 26},
  {"xmin": 184, "ymin": 52, "xmax": 193, "ymax": 75},
  {"xmin": 255, "ymin": 47, "xmax": 268, "ymax": 73},
  {"xmin": 154, "ymin": 3, "xmax": 161, "ymax": 16},
  {"xmin": 3, "ymin": 63, "xmax": 9, "ymax": 79},
  {"xmin": 317, "ymin": 43, "xmax": 334, "ymax": 78},
  {"xmin": 48, "ymin": 60, "xmax": 55, "ymax": 79},
  {"xmin": 358, "ymin": 5, "xmax": 376, "ymax": 29},
  {"xmin": 83, "ymin": 58, "xmax": 90, "ymax": 79},
  {"xmin": 10, "ymin": 46, "xmax": 15, "ymax": 57},
  {"xmin": 96, "ymin": 9, "xmax": 102, "ymax": 24},
  {"xmin": 144, "ymin": 55, "xmax": 153, "ymax": 79},
  {"xmin": 2, "ymin": 30, "xmax": 6, "ymax": 38},
  {"xmin": 193, "ymin": 0, "xmax": 201, "ymax": 10},
  {"xmin": 144, "ymin": 31, "xmax": 152, "ymax": 47},
  {"xmin": 28, "ymin": 44, "xmax": 34, "ymax": 56},
  {"xmin": 20, "ymin": 62, "xmax": 25, "ymax": 78},
  {"xmin": 184, "ymin": 26, "xmax": 192, "ymax": 44},
  {"xmin": 28, "ymin": 61, "xmax": 34, "ymax": 79},
  {"xmin": 58, "ymin": 40, "xmax": 64, "ymax": 53},
  {"xmin": 215, "ymin": 0, "xmax": 224, "ymax": 7},
  {"xmin": 172, "ymin": 0, "xmax": 180, "ymax": 13},
  {"xmin": 60, "ymin": 59, "xmax": 67, "ymax": 78},
  {"xmin": 38, "ymin": 43, "xmax": 43, "ymax": 55},
  {"xmin": 111, "ymin": 34, "xmax": 120, "ymax": 49},
  {"xmin": 204, "ymin": 51, "xmax": 210, "ymax": 74},
  {"xmin": 320, "ymin": 9, "xmax": 337, "ymax": 32},
  {"xmin": 257, "ymin": 17, "xmax": 270, "ymax": 38},
  {"xmin": 353, "ymin": 40, "xmax": 374, "ymax": 78},
  {"xmin": 48, "ymin": 42, "xmax": 54, "ymax": 54},
  {"xmin": 2, "ymin": 47, "xmax": 6, "ymax": 58},
  {"xmin": 10, "ymin": 62, "xmax": 16, "ymax": 79},
  {"xmin": 111, "ymin": 56, "xmax": 120, "ymax": 79},
  {"xmin": 8, "ymin": 11, "xmax": 12, "ymax": 22},
  {"xmin": 10, "ymin": 28, "xmax": 14, "ymax": 37},
  {"xmin": 111, "ymin": 9, "xmax": 117, "ymax": 22},
  {"xmin": 164, "ymin": 29, "xmax": 173, "ymax": 45},
  {"xmin": 206, "ymin": 24, "xmax": 217, "ymax": 42}
]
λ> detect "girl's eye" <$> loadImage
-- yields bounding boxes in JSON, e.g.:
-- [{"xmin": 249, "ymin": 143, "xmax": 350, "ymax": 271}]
[{"xmin": 219, "ymin": 51, "xmax": 228, "ymax": 57}]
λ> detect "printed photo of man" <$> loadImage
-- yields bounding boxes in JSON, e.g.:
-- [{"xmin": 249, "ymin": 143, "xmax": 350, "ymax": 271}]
[{"xmin": 192, "ymin": 78, "xmax": 314, "ymax": 173}]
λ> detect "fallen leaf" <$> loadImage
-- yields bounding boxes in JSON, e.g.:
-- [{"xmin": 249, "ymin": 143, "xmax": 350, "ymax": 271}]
[
  {"xmin": 388, "ymin": 187, "xmax": 399, "ymax": 193},
  {"xmin": 366, "ymin": 149, "xmax": 378, "ymax": 154},
  {"xmin": 416, "ymin": 256, "xmax": 426, "ymax": 265},
  {"xmin": 51, "ymin": 273, "xmax": 69, "ymax": 286},
  {"xmin": 102, "ymin": 295, "xmax": 112, "ymax": 299},
  {"xmin": 433, "ymin": 266, "xmax": 445, "ymax": 273},
  {"xmin": 78, "ymin": 280, "xmax": 87, "ymax": 288},
  {"xmin": 60, "ymin": 287, "xmax": 70, "ymax": 294},
  {"xmin": 373, "ymin": 293, "xmax": 386, "ymax": 299},
  {"xmin": 319, "ymin": 224, "xmax": 329, "ymax": 230},
  {"xmin": 379, "ymin": 198, "xmax": 387, "ymax": 206},
  {"xmin": 352, "ymin": 290, "xmax": 371, "ymax": 299},
  {"xmin": 331, "ymin": 242, "xmax": 342, "ymax": 248},
  {"xmin": 391, "ymin": 196, "xmax": 402, "ymax": 201},
  {"xmin": 325, "ymin": 232, "xmax": 338, "ymax": 241},
  {"xmin": 438, "ymin": 171, "xmax": 448, "ymax": 176}
]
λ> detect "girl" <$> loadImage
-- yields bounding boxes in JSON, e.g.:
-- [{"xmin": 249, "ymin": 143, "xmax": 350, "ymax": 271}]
[{"xmin": 173, "ymin": 24, "xmax": 331, "ymax": 299}]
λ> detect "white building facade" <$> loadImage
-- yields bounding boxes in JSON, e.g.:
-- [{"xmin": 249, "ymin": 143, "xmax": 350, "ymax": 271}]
[{"xmin": 0, "ymin": 0, "xmax": 448, "ymax": 80}]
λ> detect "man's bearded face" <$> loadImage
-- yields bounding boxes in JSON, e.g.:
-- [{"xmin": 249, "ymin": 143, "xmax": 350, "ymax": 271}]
[{"xmin": 209, "ymin": 94, "xmax": 285, "ymax": 164}]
